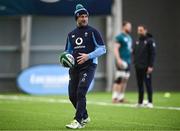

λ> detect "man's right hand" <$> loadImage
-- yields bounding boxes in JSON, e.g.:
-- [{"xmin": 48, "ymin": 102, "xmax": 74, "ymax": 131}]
[
  {"xmin": 117, "ymin": 59, "xmax": 128, "ymax": 69},
  {"xmin": 117, "ymin": 58, "xmax": 123, "ymax": 68}
]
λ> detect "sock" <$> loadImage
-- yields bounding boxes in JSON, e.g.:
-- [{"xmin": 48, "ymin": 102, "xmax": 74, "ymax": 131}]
[
  {"xmin": 117, "ymin": 93, "xmax": 124, "ymax": 101},
  {"xmin": 112, "ymin": 91, "xmax": 118, "ymax": 99}
]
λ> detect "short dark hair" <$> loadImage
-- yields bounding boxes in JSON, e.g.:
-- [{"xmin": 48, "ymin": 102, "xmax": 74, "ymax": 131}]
[
  {"xmin": 123, "ymin": 21, "xmax": 131, "ymax": 27},
  {"xmin": 138, "ymin": 24, "xmax": 148, "ymax": 30}
]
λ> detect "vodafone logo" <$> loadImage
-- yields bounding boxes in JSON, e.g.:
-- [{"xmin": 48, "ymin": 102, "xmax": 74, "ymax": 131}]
[{"xmin": 75, "ymin": 37, "xmax": 83, "ymax": 45}]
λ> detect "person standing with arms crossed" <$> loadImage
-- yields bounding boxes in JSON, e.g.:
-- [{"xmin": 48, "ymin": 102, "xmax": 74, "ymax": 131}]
[
  {"xmin": 65, "ymin": 4, "xmax": 106, "ymax": 129},
  {"xmin": 112, "ymin": 21, "xmax": 132, "ymax": 103},
  {"xmin": 133, "ymin": 25, "xmax": 156, "ymax": 108}
]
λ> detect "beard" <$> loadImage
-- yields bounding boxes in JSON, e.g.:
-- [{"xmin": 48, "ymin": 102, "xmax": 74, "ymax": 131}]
[
  {"xmin": 125, "ymin": 29, "xmax": 131, "ymax": 34},
  {"xmin": 138, "ymin": 34, "xmax": 146, "ymax": 39},
  {"xmin": 78, "ymin": 20, "xmax": 88, "ymax": 27}
]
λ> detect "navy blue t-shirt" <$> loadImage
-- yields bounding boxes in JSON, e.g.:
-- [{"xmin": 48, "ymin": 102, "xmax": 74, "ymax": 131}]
[{"xmin": 65, "ymin": 25, "xmax": 106, "ymax": 67}]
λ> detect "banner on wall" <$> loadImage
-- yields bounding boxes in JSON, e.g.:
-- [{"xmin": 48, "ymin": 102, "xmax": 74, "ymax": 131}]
[
  {"xmin": 17, "ymin": 64, "xmax": 94, "ymax": 95},
  {"xmin": 0, "ymin": 0, "xmax": 112, "ymax": 16}
]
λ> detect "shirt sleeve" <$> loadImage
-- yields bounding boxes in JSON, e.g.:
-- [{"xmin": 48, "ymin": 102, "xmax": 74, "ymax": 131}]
[
  {"xmin": 115, "ymin": 35, "xmax": 122, "ymax": 46},
  {"xmin": 88, "ymin": 30, "xmax": 106, "ymax": 59},
  {"xmin": 92, "ymin": 29, "xmax": 105, "ymax": 46},
  {"xmin": 148, "ymin": 39, "xmax": 156, "ymax": 67},
  {"xmin": 65, "ymin": 35, "xmax": 73, "ymax": 54}
]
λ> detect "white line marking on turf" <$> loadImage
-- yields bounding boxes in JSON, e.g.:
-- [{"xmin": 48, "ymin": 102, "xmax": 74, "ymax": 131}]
[{"xmin": 0, "ymin": 95, "xmax": 180, "ymax": 111}]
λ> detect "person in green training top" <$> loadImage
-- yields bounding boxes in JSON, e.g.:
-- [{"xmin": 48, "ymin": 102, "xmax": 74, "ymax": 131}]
[{"xmin": 112, "ymin": 21, "xmax": 132, "ymax": 103}]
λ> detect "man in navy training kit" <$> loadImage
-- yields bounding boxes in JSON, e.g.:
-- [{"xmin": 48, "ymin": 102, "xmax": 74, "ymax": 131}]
[
  {"xmin": 65, "ymin": 4, "xmax": 106, "ymax": 129},
  {"xmin": 133, "ymin": 25, "xmax": 156, "ymax": 108}
]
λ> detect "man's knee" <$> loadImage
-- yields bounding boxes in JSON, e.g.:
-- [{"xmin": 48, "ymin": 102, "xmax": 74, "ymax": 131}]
[
  {"xmin": 115, "ymin": 71, "xmax": 130, "ymax": 84},
  {"xmin": 114, "ymin": 77, "xmax": 122, "ymax": 84}
]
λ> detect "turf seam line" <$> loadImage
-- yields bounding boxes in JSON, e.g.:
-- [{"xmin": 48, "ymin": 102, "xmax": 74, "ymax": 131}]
[{"xmin": 0, "ymin": 95, "xmax": 180, "ymax": 111}]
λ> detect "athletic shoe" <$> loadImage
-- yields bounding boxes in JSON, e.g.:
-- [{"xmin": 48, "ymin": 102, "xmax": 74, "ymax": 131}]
[
  {"xmin": 143, "ymin": 100, "xmax": 148, "ymax": 105},
  {"xmin": 118, "ymin": 99, "xmax": 125, "ymax": 103},
  {"xmin": 66, "ymin": 120, "xmax": 84, "ymax": 129},
  {"xmin": 146, "ymin": 103, "xmax": 153, "ymax": 108},
  {"xmin": 81, "ymin": 117, "xmax": 91, "ymax": 125},
  {"xmin": 112, "ymin": 98, "xmax": 119, "ymax": 103},
  {"xmin": 118, "ymin": 99, "xmax": 129, "ymax": 103},
  {"xmin": 135, "ymin": 103, "xmax": 145, "ymax": 108}
]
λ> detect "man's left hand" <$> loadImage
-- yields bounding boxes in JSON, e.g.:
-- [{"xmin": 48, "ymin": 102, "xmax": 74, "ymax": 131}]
[{"xmin": 77, "ymin": 53, "xmax": 89, "ymax": 64}]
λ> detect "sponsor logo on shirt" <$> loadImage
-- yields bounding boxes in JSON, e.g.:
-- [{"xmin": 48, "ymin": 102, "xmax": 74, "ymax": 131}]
[
  {"xmin": 75, "ymin": 37, "xmax": 83, "ymax": 45},
  {"xmin": 74, "ymin": 37, "xmax": 86, "ymax": 49}
]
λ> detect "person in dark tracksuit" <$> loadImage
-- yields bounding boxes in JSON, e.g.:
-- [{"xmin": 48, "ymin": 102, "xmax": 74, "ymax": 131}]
[
  {"xmin": 133, "ymin": 25, "xmax": 156, "ymax": 108},
  {"xmin": 65, "ymin": 4, "xmax": 106, "ymax": 129}
]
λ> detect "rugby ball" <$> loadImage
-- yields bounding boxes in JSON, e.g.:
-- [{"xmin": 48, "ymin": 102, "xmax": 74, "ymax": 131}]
[{"xmin": 59, "ymin": 52, "xmax": 75, "ymax": 68}]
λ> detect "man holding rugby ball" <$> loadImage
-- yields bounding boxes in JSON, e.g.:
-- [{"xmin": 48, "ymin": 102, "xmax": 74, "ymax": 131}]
[{"xmin": 64, "ymin": 4, "xmax": 106, "ymax": 129}]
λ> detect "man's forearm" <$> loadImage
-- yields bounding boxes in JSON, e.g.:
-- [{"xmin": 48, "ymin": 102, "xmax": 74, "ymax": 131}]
[{"xmin": 88, "ymin": 46, "xmax": 106, "ymax": 59}]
